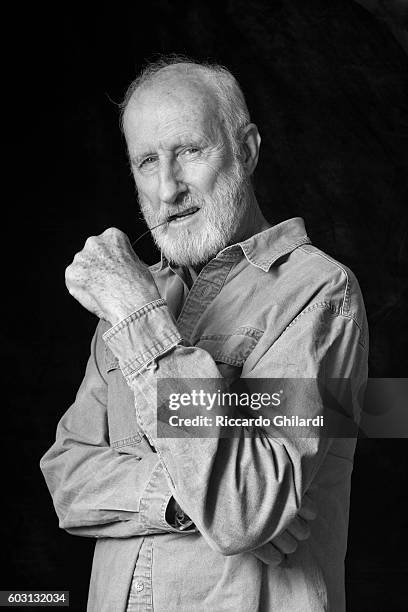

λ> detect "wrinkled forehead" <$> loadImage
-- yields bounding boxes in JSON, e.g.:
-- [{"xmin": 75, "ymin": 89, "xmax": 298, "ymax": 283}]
[{"xmin": 122, "ymin": 71, "xmax": 224, "ymax": 143}]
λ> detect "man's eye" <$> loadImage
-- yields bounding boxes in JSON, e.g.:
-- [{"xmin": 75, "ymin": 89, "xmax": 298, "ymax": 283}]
[
  {"xmin": 182, "ymin": 147, "xmax": 200, "ymax": 156},
  {"xmin": 139, "ymin": 156, "xmax": 157, "ymax": 168}
]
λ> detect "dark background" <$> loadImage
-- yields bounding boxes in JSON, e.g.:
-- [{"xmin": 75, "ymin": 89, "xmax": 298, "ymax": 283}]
[{"xmin": 4, "ymin": 1, "xmax": 408, "ymax": 610}]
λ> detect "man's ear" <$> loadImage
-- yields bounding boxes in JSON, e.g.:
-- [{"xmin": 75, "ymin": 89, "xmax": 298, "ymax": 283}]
[{"xmin": 240, "ymin": 123, "xmax": 261, "ymax": 176}]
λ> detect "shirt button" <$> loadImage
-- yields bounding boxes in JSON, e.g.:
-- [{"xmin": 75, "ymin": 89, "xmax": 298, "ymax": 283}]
[{"xmin": 135, "ymin": 582, "xmax": 144, "ymax": 592}]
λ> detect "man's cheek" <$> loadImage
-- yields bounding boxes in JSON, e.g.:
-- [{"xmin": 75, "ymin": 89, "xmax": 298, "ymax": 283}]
[
  {"xmin": 136, "ymin": 175, "xmax": 159, "ymax": 202},
  {"xmin": 138, "ymin": 193, "xmax": 159, "ymax": 223},
  {"xmin": 183, "ymin": 162, "xmax": 219, "ymax": 191}
]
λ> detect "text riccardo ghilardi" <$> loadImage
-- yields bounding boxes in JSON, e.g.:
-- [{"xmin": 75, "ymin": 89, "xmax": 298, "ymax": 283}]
[{"xmin": 166, "ymin": 389, "xmax": 324, "ymax": 428}]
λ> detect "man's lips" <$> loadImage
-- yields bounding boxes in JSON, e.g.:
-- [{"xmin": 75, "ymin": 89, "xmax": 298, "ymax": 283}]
[{"xmin": 167, "ymin": 206, "xmax": 200, "ymax": 223}]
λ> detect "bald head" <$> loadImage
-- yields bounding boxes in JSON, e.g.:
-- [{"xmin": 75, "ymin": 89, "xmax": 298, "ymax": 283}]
[
  {"xmin": 120, "ymin": 59, "xmax": 251, "ymax": 156},
  {"xmin": 129, "ymin": 63, "xmax": 219, "ymax": 102},
  {"xmin": 123, "ymin": 66, "xmax": 221, "ymax": 139}
]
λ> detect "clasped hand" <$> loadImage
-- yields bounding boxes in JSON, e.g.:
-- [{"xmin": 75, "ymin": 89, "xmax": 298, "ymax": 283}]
[
  {"xmin": 65, "ymin": 228, "xmax": 159, "ymax": 325},
  {"xmin": 253, "ymin": 492, "xmax": 317, "ymax": 566}
]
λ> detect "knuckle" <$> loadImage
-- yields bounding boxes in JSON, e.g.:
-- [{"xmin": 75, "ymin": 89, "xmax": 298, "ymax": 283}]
[
  {"xmin": 85, "ymin": 235, "xmax": 96, "ymax": 247},
  {"xmin": 103, "ymin": 227, "xmax": 119, "ymax": 237},
  {"xmin": 102, "ymin": 227, "xmax": 126, "ymax": 243}
]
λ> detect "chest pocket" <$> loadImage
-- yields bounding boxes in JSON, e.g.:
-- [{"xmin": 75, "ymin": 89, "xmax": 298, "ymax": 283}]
[
  {"xmin": 195, "ymin": 326, "xmax": 263, "ymax": 381},
  {"xmin": 104, "ymin": 346, "xmax": 146, "ymax": 455}
]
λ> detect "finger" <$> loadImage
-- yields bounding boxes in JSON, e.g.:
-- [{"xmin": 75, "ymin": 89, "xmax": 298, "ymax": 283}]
[
  {"xmin": 286, "ymin": 515, "xmax": 311, "ymax": 541},
  {"xmin": 65, "ymin": 265, "xmax": 76, "ymax": 289},
  {"xmin": 298, "ymin": 494, "xmax": 317, "ymax": 521},
  {"xmin": 252, "ymin": 543, "xmax": 283, "ymax": 566},
  {"xmin": 72, "ymin": 251, "xmax": 86, "ymax": 267},
  {"xmin": 84, "ymin": 236, "xmax": 97, "ymax": 249},
  {"xmin": 270, "ymin": 530, "xmax": 298, "ymax": 555}
]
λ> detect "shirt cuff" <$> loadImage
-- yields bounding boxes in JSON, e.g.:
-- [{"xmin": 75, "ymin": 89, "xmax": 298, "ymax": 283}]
[{"xmin": 102, "ymin": 299, "xmax": 182, "ymax": 379}]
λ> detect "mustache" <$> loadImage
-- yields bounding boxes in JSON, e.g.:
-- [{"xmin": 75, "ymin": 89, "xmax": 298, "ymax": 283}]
[{"xmin": 154, "ymin": 193, "xmax": 204, "ymax": 225}]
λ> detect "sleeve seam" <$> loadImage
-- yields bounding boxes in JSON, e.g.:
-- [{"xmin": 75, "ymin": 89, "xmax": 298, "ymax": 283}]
[
  {"xmin": 298, "ymin": 246, "xmax": 351, "ymax": 315},
  {"xmin": 282, "ymin": 301, "xmax": 367, "ymax": 349}
]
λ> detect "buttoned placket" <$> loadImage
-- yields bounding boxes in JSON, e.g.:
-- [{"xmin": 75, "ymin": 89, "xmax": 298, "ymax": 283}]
[
  {"xmin": 126, "ymin": 253, "xmax": 240, "ymax": 610},
  {"xmin": 175, "ymin": 253, "xmax": 240, "ymax": 342},
  {"xmin": 126, "ymin": 537, "xmax": 154, "ymax": 612}
]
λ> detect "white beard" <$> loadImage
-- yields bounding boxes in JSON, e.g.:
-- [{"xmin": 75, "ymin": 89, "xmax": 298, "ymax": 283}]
[{"xmin": 138, "ymin": 161, "xmax": 252, "ymax": 267}]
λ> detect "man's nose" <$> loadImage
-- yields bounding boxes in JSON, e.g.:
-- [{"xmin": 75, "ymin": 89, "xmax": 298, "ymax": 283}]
[{"xmin": 158, "ymin": 160, "xmax": 186, "ymax": 204}]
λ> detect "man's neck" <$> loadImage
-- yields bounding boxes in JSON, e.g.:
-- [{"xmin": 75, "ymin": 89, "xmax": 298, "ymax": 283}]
[{"xmin": 236, "ymin": 192, "xmax": 271, "ymax": 242}]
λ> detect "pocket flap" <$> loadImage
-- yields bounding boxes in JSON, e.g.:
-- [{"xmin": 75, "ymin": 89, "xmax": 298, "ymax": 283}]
[{"xmin": 196, "ymin": 326, "xmax": 263, "ymax": 367}]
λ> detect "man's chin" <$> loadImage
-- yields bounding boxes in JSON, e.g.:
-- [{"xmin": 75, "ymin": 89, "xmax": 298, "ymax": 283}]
[
  {"xmin": 163, "ymin": 250, "xmax": 215, "ymax": 269},
  {"xmin": 159, "ymin": 239, "xmax": 222, "ymax": 269}
]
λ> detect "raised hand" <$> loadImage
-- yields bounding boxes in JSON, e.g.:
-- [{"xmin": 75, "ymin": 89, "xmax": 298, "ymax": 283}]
[{"xmin": 65, "ymin": 227, "xmax": 160, "ymax": 325}]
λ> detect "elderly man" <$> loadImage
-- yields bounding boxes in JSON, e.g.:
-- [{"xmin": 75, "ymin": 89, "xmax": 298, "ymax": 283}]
[{"xmin": 41, "ymin": 58, "xmax": 368, "ymax": 611}]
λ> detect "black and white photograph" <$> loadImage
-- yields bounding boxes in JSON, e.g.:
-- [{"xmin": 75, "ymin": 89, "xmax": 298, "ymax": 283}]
[{"xmin": 3, "ymin": 2, "xmax": 408, "ymax": 611}]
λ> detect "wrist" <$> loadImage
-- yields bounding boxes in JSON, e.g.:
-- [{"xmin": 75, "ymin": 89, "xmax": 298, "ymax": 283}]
[{"xmin": 107, "ymin": 292, "xmax": 161, "ymax": 326}]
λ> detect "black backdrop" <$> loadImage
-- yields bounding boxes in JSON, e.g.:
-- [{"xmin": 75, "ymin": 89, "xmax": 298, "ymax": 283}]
[{"xmin": 4, "ymin": 1, "xmax": 408, "ymax": 610}]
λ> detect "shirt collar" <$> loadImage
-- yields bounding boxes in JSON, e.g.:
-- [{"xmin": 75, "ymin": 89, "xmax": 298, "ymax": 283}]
[{"xmin": 153, "ymin": 217, "xmax": 311, "ymax": 274}]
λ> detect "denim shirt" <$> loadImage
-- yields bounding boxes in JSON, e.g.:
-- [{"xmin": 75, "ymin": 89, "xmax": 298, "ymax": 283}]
[{"xmin": 40, "ymin": 218, "xmax": 368, "ymax": 612}]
